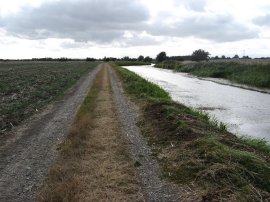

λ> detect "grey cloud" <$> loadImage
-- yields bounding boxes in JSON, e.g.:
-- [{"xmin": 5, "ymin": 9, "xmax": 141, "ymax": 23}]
[
  {"xmin": 149, "ymin": 15, "xmax": 257, "ymax": 42},
  {"xmin": 60, "ymin": 32, "xmax": 159, "ymax": 49},
  {"xmin": 60, "ymin": 41, "xmax": 90, "ymax": 49},
  {"xmin": 253, "ymin": 14, "xmax": 270, "ymax": 26},
  {"xmin": 0, "ymin": 0, "xmax": 258, "ymax": 45},
  {"xmin": 173, "ymin": 0, "xmax": 207, "ymax": 12},
  {"xmin": 1, "ymin": 0, "xmax": 149, "ymax": 42},
  {"xmin": 122, "ymin": 35, "xmax": 160, "ymax": 47},
  {"xmin": 185, "ymin": 0, "xmax": 206, "ymax": 12}
]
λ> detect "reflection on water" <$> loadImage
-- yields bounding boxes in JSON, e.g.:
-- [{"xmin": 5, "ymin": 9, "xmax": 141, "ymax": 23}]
[{"xmin": 124, "ymin": 65, "xmax": 270, "ymax": 141}]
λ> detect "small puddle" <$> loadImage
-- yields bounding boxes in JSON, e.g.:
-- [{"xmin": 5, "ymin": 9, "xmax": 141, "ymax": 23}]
[{"xmin": 124, "ymin": 65, "xmax": 270, "ymax": 142}]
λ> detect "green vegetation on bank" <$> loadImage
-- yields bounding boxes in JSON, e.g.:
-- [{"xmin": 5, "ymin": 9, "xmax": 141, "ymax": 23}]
[
  {"xmin": 113, "ymin": 61, "xmax": 151, "ymax": 66},
  {"xmin": 114, "ymin": 64, "xmax": 270, "ymax": 201},
  {"xmin": 156, "ymin": 61, "xmax": 270, "ymax": 88},
  {"xmin": 155, "ymin": 61, "xmax": 183, "ymax": 70},
  {"xmin": 0, "ymin": 61, "xmax": 99, "ymax": 134}
]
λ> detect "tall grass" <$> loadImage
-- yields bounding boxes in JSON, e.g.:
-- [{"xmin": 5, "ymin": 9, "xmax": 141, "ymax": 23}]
[
  {"xmin": 167, "ymin": 61, "xmax": 270, "ymax": 88},
  {"xmin": 155, "ymin": 61, "xmax": 183, "ymax": 70}
]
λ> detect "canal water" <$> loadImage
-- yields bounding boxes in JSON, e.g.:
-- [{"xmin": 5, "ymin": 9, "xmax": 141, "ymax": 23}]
[{"xmin": 124, "ymin": 65, "xmax": 270, "ymax": 141}]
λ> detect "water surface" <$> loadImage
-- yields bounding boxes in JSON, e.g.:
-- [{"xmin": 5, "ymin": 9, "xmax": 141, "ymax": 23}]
[{"xmin": 124, "ymin": 65, "xmax": 270, "ymax": 141}]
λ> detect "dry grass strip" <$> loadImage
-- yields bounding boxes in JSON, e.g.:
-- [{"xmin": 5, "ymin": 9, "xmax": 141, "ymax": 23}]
[{"xmin": 36, "ymin": 64, "xmax": 144, "ymax": 202}]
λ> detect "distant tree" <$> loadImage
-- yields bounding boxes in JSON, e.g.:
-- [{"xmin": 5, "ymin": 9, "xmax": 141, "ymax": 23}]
[
  {"xmin": 32, "ymin": 57, "xmax": 53, "ymax": 61},
  {"xmin": 191, "ymin": 49, "xmax": 210, "ymax": 61},
  {"xmin": 221, "ymin": 55, "xmax": 226, "ymax": 59},
  {"xmin": 144, "ymin": 56, "xmax": 152, "ymax": 62},
  {"xmin": 233, "ymin": 54, "xmax": 239, "ymax": 59},
  {"xmin": 58, "ymin": 57, "xmax": 69, "ymax": 61},
  {"xmin": 138, "ymin": 55, "xmax": 144, "ymax": 61},
  {"xmin": 156, "ymin": 51, "xmax": 167, "ymax": 63},
  {"xmin": 103, "ymin": 57, "xmax": 110, "ymax": 62},
  {"xmin": 242, "ymin": 55, "xmax": 251, "ymax": 59},
  {"xmin": 214, "ymin": 56, "xmax": 219, "ymax": 59},
  {"xmin": 122, "ymin": 56, "xmax": 130, "ymax": 61},
  {"xmin": 86, "ymin": 57, "xmax": 96, "ymax": 61}
]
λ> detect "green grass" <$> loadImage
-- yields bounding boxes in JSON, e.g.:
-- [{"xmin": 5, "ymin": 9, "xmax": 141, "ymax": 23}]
[
  {"xmin": 0, "ymin": 61, "xmax": 99, "ymax": 134},
  {"xmin": 115, "ymin": 65, "xmax": 170, "ymax": 102},
  {"xmin": 114, "ymin": 64, "xmax": 270, "ymax": 201},
  {"xmin": 157, "ymin": 61, "xmax": 270, "ymax": 88},
  {"xmin": 155, "ymin": 61, "xmax": 183, "ymax": 70},
  {"xmin": 113, "ymin": 61, "xmax": 151, "ymax": 66}
]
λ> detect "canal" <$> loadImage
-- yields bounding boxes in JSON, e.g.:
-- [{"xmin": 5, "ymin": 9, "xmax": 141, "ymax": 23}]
[{"xmin": 124, "ymin": 65, "xmax": 270, "ymax": 141}]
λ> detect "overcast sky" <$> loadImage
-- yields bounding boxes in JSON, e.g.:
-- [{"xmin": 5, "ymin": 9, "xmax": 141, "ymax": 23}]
[{"xmin": 0, "ymin": 0, "xmax": 270, "ymax": 59}]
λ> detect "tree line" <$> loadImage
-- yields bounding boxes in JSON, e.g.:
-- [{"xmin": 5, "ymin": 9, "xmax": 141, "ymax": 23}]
[
  {"xmin": 156, "ymin": 49, "xmax": 210, "ymax": 63},
  {"xmin": 1, "ymin": 49, "xmax": 264, "ymax": 62},
  {"xmin": 155, "ymin": 49, "xmax": 255, "ymax": 63}
]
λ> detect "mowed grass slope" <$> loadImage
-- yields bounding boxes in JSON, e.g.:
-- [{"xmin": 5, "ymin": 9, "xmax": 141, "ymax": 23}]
[
  {"xmin": 0, "ymin": 61, "xmax": 98, "ymax": 134},
  {"xmin": 114, "ymin": 65, "xmax": 270, "ymax": 201}
]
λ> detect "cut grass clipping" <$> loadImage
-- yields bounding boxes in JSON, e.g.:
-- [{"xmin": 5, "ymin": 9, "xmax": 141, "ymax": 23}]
[
  {"xmin": 0, "ymin": 61, "xmax": 99, "ymax": 134},
  {"xmin": 37, "ymin": 66, "xmax": 143, "ymax": 202},
  {"xmin": 114, "ymin": 64, "xmax": 270, "ymax": 201}
]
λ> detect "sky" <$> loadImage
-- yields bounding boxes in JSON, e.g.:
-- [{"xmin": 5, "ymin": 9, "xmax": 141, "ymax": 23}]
[{"xmin": 0, "ymin": 0, "xmax": 270, "ymax": 59}]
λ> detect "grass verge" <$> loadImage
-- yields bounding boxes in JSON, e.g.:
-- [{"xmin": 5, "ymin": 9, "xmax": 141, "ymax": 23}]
[
  {"xmin": 114, "ymin": 64, "xmax": 270, "ymax": 201},
  {"xmin": 0, "ymin": 61, "xmax": 99, "ymax": 134},
  {"xmin": 36, "ymin": 66, "xmax": 143, "ymax": 202}
]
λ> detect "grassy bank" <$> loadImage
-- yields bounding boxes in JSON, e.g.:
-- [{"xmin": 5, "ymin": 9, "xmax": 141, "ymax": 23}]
[
  {"xmin": 114, "ymin": 65, "xmax": 270, "ymax": 201},
  {"xmin": 155, "ymin": 61, "xmax": 183, "ymax": 70},
  {"xmin": 156, "ymin": 61, "xmax": 270, "ymax": 88},
  {"xmin": 113, "ymin": 61, "xmax": 151, "ymax": 66},
  {"xmin": 0, "ymin": 61, "xmax": 99, "ymax": 134}
]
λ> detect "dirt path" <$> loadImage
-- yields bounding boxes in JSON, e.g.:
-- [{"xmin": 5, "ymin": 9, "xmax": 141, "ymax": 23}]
[
  {"xmin": 74, "ymin": 65, "xmax": 144, "ymax": 201},
  {"xmin": 0, "ymin": 65, "xmax": 101, "ymax": 202},
  {"xmin": 38, "ymin": 64, "xmax": 144, "ymax": 201}
]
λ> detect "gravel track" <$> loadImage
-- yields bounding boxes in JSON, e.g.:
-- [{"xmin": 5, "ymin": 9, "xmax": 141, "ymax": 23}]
[
  {"xmin": 0, "ymin": 64, "xmax": 101, "ymax": 202},
  {"xmin": 108, "ymin": 64, "xmax": 181, "ymax": 202}
]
